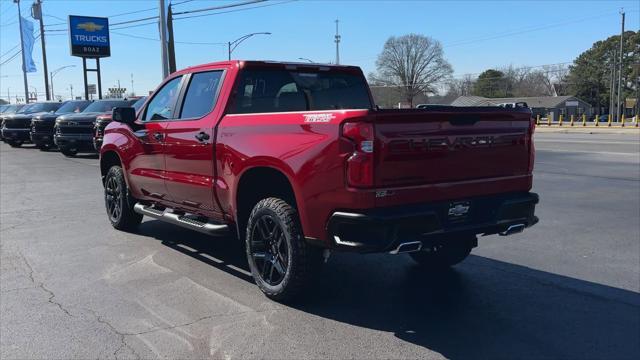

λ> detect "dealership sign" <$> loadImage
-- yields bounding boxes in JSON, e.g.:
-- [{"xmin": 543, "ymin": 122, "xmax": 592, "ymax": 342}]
[{"xmin": 68, "ymin": 15, "xmax": 110, "ymax": 57}]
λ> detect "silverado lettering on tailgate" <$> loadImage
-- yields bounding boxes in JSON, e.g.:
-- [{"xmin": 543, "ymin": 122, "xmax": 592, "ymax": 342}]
[{"xmin": 387, "ymin": 134, "xmax": 525, "ymax": 154}]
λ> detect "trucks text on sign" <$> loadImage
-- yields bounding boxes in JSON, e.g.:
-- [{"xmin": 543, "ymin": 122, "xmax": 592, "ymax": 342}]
[{"xmin": 68, "ymin": 15, "xmax": 110, "ymax": 58}]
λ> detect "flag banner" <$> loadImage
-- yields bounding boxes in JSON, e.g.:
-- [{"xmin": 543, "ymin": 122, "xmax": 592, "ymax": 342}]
[{"xmin": 21, "ymin": 17, "xmax": 37, "ymax": 73}]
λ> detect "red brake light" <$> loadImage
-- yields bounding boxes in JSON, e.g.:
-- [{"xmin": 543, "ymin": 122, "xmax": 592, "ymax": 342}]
[{"xmin": 342, "ymin": 122, "xmax": 374, "ymax": 188}]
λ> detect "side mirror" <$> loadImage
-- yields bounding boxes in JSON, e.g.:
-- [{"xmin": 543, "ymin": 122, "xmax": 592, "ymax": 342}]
[{"xmin": 112, "ymin": 107, "xmax": 136, "ymax": 126}]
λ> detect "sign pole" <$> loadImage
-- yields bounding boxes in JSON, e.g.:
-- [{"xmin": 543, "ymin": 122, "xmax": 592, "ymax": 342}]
[
  {"xmin": 96, "ymin": 58, "xmax": 102, "ymax": 99},
  {"xmin": 82, "ymin": 57, "xmax": 88, "ymax": 100}
]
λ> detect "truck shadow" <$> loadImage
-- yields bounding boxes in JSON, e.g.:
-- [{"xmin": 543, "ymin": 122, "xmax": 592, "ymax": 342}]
[{"xmin": 137, "ymin": 220, "xmax": 640, "ymax": 359}]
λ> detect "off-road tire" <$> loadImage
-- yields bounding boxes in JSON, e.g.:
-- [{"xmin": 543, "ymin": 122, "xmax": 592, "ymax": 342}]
[
  {"xmin": 104, "ymin": 165, "xmax": 142, "ymax": 231},
  {"xmin": 245, "ymin": 197, "xmax": 322, "ymax": 302},
  {"xmin": 409, "ymin": 238, "xmax": 474, "ymax": 269}
]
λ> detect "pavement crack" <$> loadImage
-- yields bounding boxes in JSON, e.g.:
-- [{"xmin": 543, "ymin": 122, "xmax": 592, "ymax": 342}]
[
  {"xmin": 83, "ymin": 308, "xmax": 141, "ymax": 360},
  {"xmin": 18, "ymin": 250, "xmax": 73, "ymax": 317}
]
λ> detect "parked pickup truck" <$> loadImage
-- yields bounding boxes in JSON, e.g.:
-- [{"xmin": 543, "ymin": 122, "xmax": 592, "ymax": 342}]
[
  {"xmin": 2, "ymin": 102, "xmax": 63, "ymax": 147},
  {"xmin": 101, "ymin": 60, "xmax": 538, "ymax": 301},
  {"xmin": 94, "ymin": 96, "xmax": 146, "ymax": 150},
  {"xmin": 31, "ymin": 100, "xmax": 92, "ymax": 151},
  {"xmin": 55, "ymin": 98, "xmax": 138, "ymax": 157}
]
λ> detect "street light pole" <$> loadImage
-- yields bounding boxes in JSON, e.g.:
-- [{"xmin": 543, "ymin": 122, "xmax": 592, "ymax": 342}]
[
  {"xmin": 50, "ymin": 65, "xmax": 75, "ymax": 100},
  {"xmin": 227, "ymin": 32, "xmax": 271, "ymax": 61}
]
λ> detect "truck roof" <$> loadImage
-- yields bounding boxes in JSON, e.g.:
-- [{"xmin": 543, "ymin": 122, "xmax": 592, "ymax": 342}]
[{"xmin": 181, "ymin": 60, "xmax": 361, "ymax": 73}]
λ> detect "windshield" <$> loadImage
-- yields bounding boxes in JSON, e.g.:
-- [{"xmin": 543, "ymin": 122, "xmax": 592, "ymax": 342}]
[
  {"xmin": 20, "ymin": 102, "xmax": 63, "ymax": 114},
  {"xmin": 232, "ymin": 68, "xmax": 372, "ymax": 114},
  {"xmin": 0, "ymin": 105, "xmax": 7, "ymax": 113},
  {"xmin": 16, "ymin": 104, "xmax": 35, "ymax": 114},
  {"xmin": 56, "ymin": 101, "xmax": 92, "ymax": 114},
  {"xmin": 83, "ymin": 100, "xmax": 132, "ymax": 113},
  {"xmin": 132, "ymin": 97, "xmax": 147, "ymax": 112}
]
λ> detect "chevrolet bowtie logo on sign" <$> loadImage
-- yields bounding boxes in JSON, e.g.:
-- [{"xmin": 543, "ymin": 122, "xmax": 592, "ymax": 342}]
[
  {"xmin": 76, "ymin": 22, "xmax": 104, "ymax": 32},
  {"xmin": 68, "ymin": 15, "xmax": 110, "ymax": 58}
]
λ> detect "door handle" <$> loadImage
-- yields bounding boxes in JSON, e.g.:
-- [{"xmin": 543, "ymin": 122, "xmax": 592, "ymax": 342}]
[
  {"xmin": 153, "ymin": 132, "xmax": 164, "ymax": 141},
  {"xmin": 195, "ymin": 132, "xmax": 210, "ymax": 142}
]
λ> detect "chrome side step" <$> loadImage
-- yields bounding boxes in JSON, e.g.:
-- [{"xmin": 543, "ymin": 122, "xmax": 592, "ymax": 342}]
[
  {"xmin": 134, "ymin": 203, "xmax": 229, "ymax": 237},
  {"xmin": 389, "ymin": 241, "xmax": 423, "ymax": 254}
]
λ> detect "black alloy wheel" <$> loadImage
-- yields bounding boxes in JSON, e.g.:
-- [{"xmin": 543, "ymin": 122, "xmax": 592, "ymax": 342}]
[
  {"xmin": 105, "ymin": 174, "xmax": 122, "ymax": 223},
  {"xmin": 103, "ymin": 166, "xmax": 142, "ymax": 231},
  {"xmin": 250, "ymin": 214, "xmax": 290, "ymax": 286}
]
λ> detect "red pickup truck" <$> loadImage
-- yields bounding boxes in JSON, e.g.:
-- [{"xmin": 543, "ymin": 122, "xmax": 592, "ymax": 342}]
[{"xmin": 100, "ymin": 60, "xmax": 538, "ymax": 300}]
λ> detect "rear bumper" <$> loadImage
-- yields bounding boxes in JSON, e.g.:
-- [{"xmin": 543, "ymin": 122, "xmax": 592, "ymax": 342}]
[
  {"xmin": 325, "ymin": 191, "xmax": 539, "ymax": 253},
  {"xmin": 54, "ymin": 134, "xmax": 95, "ymax": 150},
  {"xmin": 1, "ymin": 128, "xmax": 31, "ymax": 142}
]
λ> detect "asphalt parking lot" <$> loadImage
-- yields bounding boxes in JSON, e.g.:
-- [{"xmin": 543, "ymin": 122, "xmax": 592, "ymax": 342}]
[{"xmin": 1, "ymin": 132, "xmax": 639, "ymax": 359}]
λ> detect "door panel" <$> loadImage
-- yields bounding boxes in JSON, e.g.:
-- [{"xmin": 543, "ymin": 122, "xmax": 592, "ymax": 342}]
[
  {"xmin": 127, "ymin": 75, "xmax": 184, "ymax": 202},
  {"xmin": 127, "ymin": 122, "xmax": 169, "ymax": 200},
  {"xmin": 164, "ymin": 122, "xmax": 219, "ymax": 217},
  {"xmin": 163, "ymin": 70, "xmax": 225, "ymax": 219}
]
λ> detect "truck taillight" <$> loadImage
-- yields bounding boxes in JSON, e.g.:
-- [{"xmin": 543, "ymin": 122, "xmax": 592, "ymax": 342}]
[
  {"xmin": 528, "ymin": 118, "xmax": 535, "ymax": 173},
  {"xmin": 342, "ymin": 121, "xmax": 374, "ymax": 188}
]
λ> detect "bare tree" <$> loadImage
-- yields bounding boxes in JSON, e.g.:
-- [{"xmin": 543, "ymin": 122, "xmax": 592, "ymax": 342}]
[
  {"xmin": 370, "ymin": 34, "xmax": 453, "ymax": 107},
  {"xmin": 445, "ymin": 75, "xmax": 475, "ymax": 98}
]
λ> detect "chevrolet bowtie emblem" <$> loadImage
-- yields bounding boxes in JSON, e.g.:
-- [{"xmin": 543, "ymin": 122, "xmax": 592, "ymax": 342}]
[{"xmin": 77, "ymin": 22, "xmax": 104, "ymax": 32}]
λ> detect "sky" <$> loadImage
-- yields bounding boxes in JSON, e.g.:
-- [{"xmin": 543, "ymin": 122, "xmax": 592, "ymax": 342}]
[{"xmin": 0, "ymin": 0, "xmax": 638, "ymax": 102}]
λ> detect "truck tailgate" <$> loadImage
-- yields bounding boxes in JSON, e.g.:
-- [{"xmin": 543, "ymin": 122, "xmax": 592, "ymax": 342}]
[{"xmin": 373, "ymin": 109, "xmax": 533, "ymax": 188}]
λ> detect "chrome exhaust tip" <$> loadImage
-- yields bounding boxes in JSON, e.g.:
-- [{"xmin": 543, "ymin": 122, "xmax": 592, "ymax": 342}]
[
  {"xmin": 389, "ymin": 241, "xmax": 422, "ymax": 254},
  {"xmin": 500, "ymin": 224, "xmax": 526, "ymax": 236}
]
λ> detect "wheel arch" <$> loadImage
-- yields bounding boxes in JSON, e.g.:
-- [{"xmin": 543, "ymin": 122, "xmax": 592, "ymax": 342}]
[
  {"xmin": 100, "ymin": 150, "xmax": 124, "ymax": 185},
  {"xmin": 234, "ymin": 165, "xmax": 302, "ymax": 239}
]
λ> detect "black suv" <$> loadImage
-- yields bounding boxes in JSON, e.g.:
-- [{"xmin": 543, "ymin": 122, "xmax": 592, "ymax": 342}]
[
  {"xmin": 54, "ymin": 99, "xmax": 137, "ymax": 157},
  {"xmin": 30, "ymin": 100, "xmax": 92, "ymax": 151},
  {"xmin": 1, "ymin": 102, "xmax": 63, "ymax": 147}
]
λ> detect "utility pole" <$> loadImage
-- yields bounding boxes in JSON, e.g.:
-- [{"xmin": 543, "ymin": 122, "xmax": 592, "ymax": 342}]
[
  {"xmin": 334, "ymin": 19, "xmax": 341, "ymax": 65},
  {"xmin": 616, "ymin": 9, "xmax": 625, "ymax": 121},
  {"xmin": 15, "ymin": 0, "xmax": 30, "ymax": 104},
  {"xmin": 167, "ymin": 4, "xmax": 176, "ymax": 74},
  {"xmin": 69, "ymin": 84, "xmax": 73, "ymax": 99},
  {"xmin": 158, "ymin": 0, "xmax": 170, "ymax": 79},
  {"xmin": 31, "ymin": 0, "xmax": 49, "ymax": 100},
  {"xmin": 130, "ymin": 73, "xmax": 134, "ymax": 96}
]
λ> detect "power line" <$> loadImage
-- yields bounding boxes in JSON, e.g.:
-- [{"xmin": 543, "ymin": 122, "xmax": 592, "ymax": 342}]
[
  {"xmin": 173, "ymin": 0, "xmax": 297, "ymax": 20},
  {"xmin": 1, "ymin": 44, "xmax": 20, "ymax": 59},
  {"xmin": 444, "ymin": 11, "xmax": 632, "ymax": 48},
  {"xmin": 44, "ymin": 14, "xmax": 66, "ymax": 22},
  {"xmin": 172, "ymin": 0, "xmax": 266, "ymax": 16},
  {"xmin": 108, "ymin": 6, "xmax": 157, "ymax": 18},
  {"xmin": 172, "ymin": 0, "xmax": 195, "ymax": 6},
  {"xmin": 111, "ymin": 31, "xmax": 226, "ymax": 45},
  {"xmin": 0, "ymin": 33, "xmax": 42, "ymax": 67}
]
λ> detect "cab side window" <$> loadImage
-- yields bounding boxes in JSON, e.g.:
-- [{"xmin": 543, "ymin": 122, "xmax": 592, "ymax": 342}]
[
  {"xmin": 179, "ymin": 71, "xmax": 223, "ymax": 119},
  {"xmin": 143, "ymin": 76, "xmax": 182, "ymax": 121}
]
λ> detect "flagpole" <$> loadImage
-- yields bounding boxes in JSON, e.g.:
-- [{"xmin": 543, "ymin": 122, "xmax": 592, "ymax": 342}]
[{"xmin": 14, "ymin": 0, "xmax": 30, "ymax": 103}]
